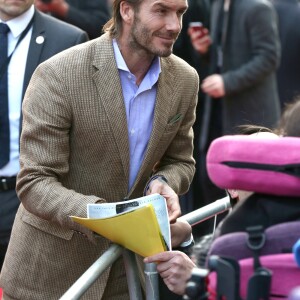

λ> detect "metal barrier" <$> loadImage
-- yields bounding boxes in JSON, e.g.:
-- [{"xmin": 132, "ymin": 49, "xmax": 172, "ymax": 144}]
[
  {"xmin": 178, "ymin": 195, "xmax": 231, "ymax": 225},
  {"xmin": 59, "ymin": 196, "xmax": 231, "ymax": 300},
  {"xmin": 60, "ymin": 244, "xmax": 123, "ymax": 300}
]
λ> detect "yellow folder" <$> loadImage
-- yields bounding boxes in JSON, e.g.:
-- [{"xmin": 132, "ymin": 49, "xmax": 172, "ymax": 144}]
[{"xmin": 71, "ymin": 204, "xmax": 167, "ymax": 257}]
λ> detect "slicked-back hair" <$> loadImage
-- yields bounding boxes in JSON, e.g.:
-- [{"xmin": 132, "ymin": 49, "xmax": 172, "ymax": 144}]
[{"xmin": 103, "ymin": 0, "xmax": 143, "ymax": 39}]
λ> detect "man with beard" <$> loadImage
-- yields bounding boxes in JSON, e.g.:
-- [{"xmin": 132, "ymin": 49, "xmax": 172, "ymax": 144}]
[
  {"xmin": 188, "ymin": 0, "xmax": 280, "ymax": 137},
  {"xmin": 0, "ymin": 0, "xmax": 199, "ymax": 299}
]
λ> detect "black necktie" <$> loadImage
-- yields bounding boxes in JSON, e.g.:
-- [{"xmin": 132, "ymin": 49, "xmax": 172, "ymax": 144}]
[{"xmin": 0, "ymin": 23, "xmax": 10, "ymax": 168}]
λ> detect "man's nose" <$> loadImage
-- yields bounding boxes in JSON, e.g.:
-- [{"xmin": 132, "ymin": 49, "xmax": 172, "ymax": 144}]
[{"xmin": 165, "ymin": 14, "xmax": 181, "ymax": 32}]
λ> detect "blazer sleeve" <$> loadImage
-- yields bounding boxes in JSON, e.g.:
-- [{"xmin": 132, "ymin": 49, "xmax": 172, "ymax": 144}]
[
  {"xmin": 17, "ymin": 62, "xmax": 102, "ymax": 239},
  {"xmin": 222, "ymin": 1, "xmax": 280, "ymax": 95}
]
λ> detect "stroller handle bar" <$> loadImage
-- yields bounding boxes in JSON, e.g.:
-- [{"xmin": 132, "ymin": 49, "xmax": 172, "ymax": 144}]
[
  {"xmin": 179, "ymin": 195, "xmax": 231, "ymax": 226},
  {"xmin": 59, "ymin": 196, "xmax": 232, "ymax": 300}
]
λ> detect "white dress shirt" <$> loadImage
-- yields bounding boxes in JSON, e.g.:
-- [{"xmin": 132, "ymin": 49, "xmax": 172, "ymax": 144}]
[{"xmin": 0, "ymin": 5, "xmax": 34, "ymax": 176}]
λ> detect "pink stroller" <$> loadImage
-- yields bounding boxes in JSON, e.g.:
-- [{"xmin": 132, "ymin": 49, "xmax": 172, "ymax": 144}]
[{"xmin": 186, "ymin": 135, "xmax": 300, "ymax": 300}]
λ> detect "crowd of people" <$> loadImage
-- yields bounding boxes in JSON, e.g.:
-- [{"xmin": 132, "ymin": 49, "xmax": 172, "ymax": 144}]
[{"xmin": 0, "ymin": 0, "xmax": 300, "ymax": 299}]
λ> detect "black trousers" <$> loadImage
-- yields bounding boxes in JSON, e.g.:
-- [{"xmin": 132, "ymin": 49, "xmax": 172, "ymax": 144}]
[{"xmin": 0, "ymin": 189, "xmax": 19, "ymax": 271}]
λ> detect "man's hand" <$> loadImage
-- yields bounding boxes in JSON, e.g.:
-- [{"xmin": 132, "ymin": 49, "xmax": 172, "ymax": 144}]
[
  {"xmin": 35, "ymin": 0, "xmax": 69, "ymax": 17},
  {"xmin": 201, "ymin": 74, "xmax": 225, "ymax": 98},
  {"xmin": 187, "ymin": 27, "xmax": 212, "ymax": 55},
  {"xmin": 146, "ymin": 178, "xmax": 181, "ymax": 222},
  {"xmin": 144, "ymin": 251, "xmax": 195, "ymax": 295},
  {"xmin": 170, "ymin": 219, "xmax": 192, "ymax": 248}
]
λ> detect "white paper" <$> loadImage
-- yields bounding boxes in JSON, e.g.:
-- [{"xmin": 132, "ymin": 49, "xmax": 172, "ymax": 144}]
[{"xmin": 87, "ymin": 193, "xmax": 171, "ymax": 250}]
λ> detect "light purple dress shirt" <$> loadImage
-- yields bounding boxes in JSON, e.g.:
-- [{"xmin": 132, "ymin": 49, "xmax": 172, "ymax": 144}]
[{"xmin": 112, "ymin": 39, "xmax": 161, "ymax": 191}]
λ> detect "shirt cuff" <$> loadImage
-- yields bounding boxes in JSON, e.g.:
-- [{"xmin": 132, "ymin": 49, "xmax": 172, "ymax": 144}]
[
  {"xmin": 143, "ymin": 175, "xmax": 168, "ymax": 195},
  {"xmin": 179, "ymin": 233, "xmax": 194, "ymax": 248}
]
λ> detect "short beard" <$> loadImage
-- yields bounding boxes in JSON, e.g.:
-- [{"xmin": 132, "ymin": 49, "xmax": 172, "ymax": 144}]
[{"xmin": 130, "ymin": 14, "xmax": 176, "ymax": 57}]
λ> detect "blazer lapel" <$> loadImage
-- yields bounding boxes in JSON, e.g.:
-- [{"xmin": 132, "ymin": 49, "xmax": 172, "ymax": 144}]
[
  {"xmin": 130, "ymin": 57, "xmax": 175, "ymax": 192},
  {"xmin": 23, "ymin": 10, "xmax": 45, "ymax": 99},
  {"xmin": 20, "ymin": 10, "xmax": 44, "ymax": 133},
  {"xmin": 92, "ymin": 37, "xmax": 130, "ymax": 181}
]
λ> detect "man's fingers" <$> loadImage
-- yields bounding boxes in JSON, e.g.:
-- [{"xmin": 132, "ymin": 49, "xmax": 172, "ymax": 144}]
[
  {"xmin": 168, "ymin": 209, "xmax": 180, "ymax": 223},
  {"xmin": 144, "ymin": 251, "xmax": 180, "ymax": 264}
]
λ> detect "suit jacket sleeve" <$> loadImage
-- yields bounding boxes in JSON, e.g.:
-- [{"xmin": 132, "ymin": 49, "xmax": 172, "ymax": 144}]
[
  {"xmin": 222, "ymin": 1, "xmax": 280, "ymax": 95},
  {"xmin": 17, "ymin": 61, "xmax": 101, "ymax": 239}
]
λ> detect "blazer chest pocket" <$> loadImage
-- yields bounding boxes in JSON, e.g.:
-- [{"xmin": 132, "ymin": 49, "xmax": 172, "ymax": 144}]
[
  {"xmin": 160, "ymin": 120, "xmax": 182, "ymax": 144},
  {"xmin": 164, "ymin": 113, "xmax": 183, "ymax": 134},
  {"xmin": 168, "ymin": 113, "xmax": 183, "ymax": 125}
]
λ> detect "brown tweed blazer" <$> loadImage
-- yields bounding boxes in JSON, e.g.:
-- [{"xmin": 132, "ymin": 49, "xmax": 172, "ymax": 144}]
[{"xmin": 0, "ymin": 33, "xmax": 199, "ymax": 299}]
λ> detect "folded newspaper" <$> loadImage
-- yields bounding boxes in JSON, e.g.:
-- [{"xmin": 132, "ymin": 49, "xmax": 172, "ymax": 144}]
[{"xmin": 70, "ymin": 193, "xmax": 171, "ymax": 257}]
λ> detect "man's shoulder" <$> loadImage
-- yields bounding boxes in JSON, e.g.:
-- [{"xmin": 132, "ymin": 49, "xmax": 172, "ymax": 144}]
[
  {"xmin": 163, "ymin": 54, "xmax": 197, "ymax": 73},
  {"xmin": 162, "ymin": 54, "xmax": 198, "ymax": 83},
  {"xmin": 34, "ymin": 10, "xmax": 87, "ymax": 37},
  {"xmin": 37, "ymin": 34, "xmax": 110, "ymax": 70},
  {"xmin": 160, "ymin": 54, "xmax": 199, "ymax": 88}
]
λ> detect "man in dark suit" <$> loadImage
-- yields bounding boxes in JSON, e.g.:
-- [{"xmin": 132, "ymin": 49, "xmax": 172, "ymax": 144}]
[
  {"xmin": 35, "ymin": 0, "xmax": 111, "ymax": 39},
  {"xmin": 187, "ymin": 0, "xmax": 281, "ymax": 211},
  {"xmin": 272, "ymin": 0, "xmax": 300, "ymax": 108},
  {"xmin": 0, "ymin": 0, "xmax": 88, "ymax": 271},
  {"xmin": 189, "ymin": 0, "xmax": 281, "ymax": 137}
]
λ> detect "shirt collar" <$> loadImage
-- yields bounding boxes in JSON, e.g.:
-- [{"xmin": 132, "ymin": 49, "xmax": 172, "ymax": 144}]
[
  {"xmin": 112, "ymin": 38, "xmax": 161, "ymax": 83},
  {"xmin": 1, "ymin": 5, "xmax": 34, "ymax": 39}
]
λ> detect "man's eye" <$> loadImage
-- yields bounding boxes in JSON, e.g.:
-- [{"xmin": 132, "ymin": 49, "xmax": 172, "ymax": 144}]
[
  {"xmin": 177, "ymin": 9, "xmax": 186, "ymax": 17},
  {"xmin": 157, "ymin": 9, "xmax": 166, "ymax": 15}
]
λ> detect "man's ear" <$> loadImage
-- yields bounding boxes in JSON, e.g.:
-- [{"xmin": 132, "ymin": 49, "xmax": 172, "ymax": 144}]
[{"xmin": 120, "ymin": 1, "xmax": 134, "ymax": 24}]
